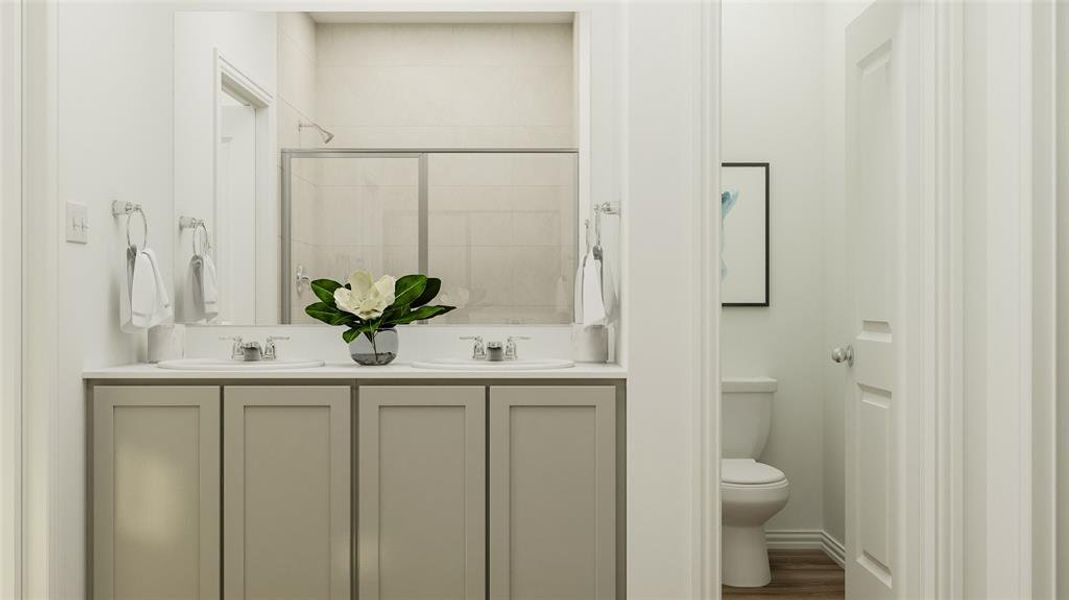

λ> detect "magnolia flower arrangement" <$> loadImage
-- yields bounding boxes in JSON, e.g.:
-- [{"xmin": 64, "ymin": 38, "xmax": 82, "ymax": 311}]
[{"xmin": 305, "ymin": 270, "xmax": 455, "ymax": 364}]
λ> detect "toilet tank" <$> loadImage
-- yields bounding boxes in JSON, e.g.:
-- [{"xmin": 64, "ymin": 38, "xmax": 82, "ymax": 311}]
[{"xmin": 721, "ymin": 377, "xmax": 778, "ymax": 459}]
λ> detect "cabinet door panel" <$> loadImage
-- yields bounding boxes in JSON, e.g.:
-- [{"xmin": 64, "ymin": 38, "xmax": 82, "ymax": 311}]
[
  {"xmin": 359, "ymin": 386, "xmax": 486, "ymax": 600},
  {"xmin": 92, "ymin": 385, "xmax": 220, "ymax": 600},
  {"xmin": 223, "ymin": 386, "xmax": 350, "ymax": 600},
  {"xmin": 489, "ymin": 386, "xmax": 616, "ymax": 600}
]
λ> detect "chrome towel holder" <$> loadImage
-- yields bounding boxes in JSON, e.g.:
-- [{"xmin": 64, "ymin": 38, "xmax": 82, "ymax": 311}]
[
  {"xmin": 179, "ymin": 215, "xmax": 211, "ymax": 256},
  {"xmin": 112, "ymin": 200, "xmax": 147, "ymax": 251},
  {"xmin": 586, "ymin": 201, "xmax": 620, "ymax": 253}
]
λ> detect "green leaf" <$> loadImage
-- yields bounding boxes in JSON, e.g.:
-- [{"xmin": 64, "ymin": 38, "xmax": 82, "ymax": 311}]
[
  {"xmin": 310, "ymin": 279, "xmax": 342, "ymax": 304},
  {"xmin": 392, "ymin": 274, "xmax": 427, "ymax": 308},
  {"xmin": 410, "ymin": 277, "xmax": 441, "ymax": 308},
  {"xmin": 378, "ymin": 303, "xmax": 409, "ymax": 328},
  {"xmin": 342, "ymin": 328, "xmax": 360, "ymax": 344},
  {"xmin": 392, "ymin": 304, "xmax": 456, "ymax": 325},
  {"xmin": 305, "ymin": 302, "xmax": 356, "ymax": 326}
]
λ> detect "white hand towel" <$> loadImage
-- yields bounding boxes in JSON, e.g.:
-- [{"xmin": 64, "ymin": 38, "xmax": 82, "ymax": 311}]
[
  {"xmin": 199, "ymin": 253, "xmax": 219, "ymax": 320},
  {"xmin": 182, "ymin": 255, "xmax": 204, "ymax": 323},
  {"xmin": 129, "ymin": 250, "xmax": 159, "ymax": 329},
  {"xmin": 581, "ymin": 250, "xmax": 607, "ymax": 327},
  {"xmin": 142, "ymin": 248, "xmax": 173, "ymax": 326}
]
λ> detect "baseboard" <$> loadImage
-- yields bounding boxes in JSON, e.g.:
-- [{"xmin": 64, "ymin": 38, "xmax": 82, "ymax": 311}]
[
  {"xmin": 819, "ymin": 531, "xmax": 846, "ymax": 567},
  {"xmin": 765, "ymin": 529, "xmax": 845, "ymax": 568}
]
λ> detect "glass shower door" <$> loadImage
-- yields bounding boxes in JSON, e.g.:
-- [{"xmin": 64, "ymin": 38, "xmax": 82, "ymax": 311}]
[{"xmin": 282, "ymin": 152, "xmax": 421, "ymax": 323}]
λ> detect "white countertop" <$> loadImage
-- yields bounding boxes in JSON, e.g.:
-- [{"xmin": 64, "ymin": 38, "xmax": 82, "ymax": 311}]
[{"xmin": 83, "ymin": 362, "xmax": 627, "ymax": 380}]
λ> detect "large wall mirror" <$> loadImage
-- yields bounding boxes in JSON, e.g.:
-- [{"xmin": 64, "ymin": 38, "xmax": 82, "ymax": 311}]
[{"xmin": 173, "ymin": 11, "xmax": 581, "ymax": 326}]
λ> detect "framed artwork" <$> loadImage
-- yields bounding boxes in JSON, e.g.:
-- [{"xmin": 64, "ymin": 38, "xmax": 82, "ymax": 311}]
[{"xmin": 721, "ymin": 162, "xmax": 770, "ymax": 306}]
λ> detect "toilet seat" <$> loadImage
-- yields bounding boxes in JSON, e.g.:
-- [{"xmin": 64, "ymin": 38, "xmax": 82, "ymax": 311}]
[{"xmin": 721, "ymin": 458, "xmax": 786, "ymax": 486}]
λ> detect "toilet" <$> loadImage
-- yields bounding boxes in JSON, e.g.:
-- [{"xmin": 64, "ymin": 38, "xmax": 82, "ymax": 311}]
[{"xmin": 721, "ymin": 377, "xmax": 789, "ymax": 588}]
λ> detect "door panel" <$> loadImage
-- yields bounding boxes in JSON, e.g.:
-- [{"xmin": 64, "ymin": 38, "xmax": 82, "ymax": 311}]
[
  {"xmin": 845, "ymin": 1, "xmax": 911, "ymax": 597},
  {"xmin": 489, "ymin": 386, "xmax": 615, "ymax": 600},
  {"xmin": 358, "ymin": 386, "xmax": 486, "ymax": 600},
  {"xmin": 223, "ymin": 386, "xmax": 350, "ymax": 600},
  {"xmin": 92, "ymin": 386, "xmax": 220, "ymax": 600}
]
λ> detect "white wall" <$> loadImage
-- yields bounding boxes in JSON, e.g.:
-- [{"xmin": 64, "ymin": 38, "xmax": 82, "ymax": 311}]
[
  {"xmin": 720, "ymin": 0, "xmax": 827, "ymax": 533},
  {"xmin": 624, "ymin": 2, "xmax": 707, "ymax": 597},
  {"xmin": 54, "ymin": 2, "xmax": 178, "ymax": 595},
  {"xmin": 963, "ymin": 3, "xmax": 1036, "ymax": 597}
]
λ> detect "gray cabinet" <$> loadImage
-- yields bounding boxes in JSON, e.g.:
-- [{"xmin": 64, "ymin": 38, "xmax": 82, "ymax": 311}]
[
  {"xmin": 223, "ymin": 386, "xmax": 351, "ymax": 600},
  {"xmin": 358, "ymin": 386, "xmax": 486, "ymax": 600},
  {"xmin": 89, "ymin": 380, "xmax": 622, "ymax": 600},
  {"xmin": 91, "ymin": 385, "xmax": 220, "ymax": 600},
  {"xmin": 489, "ymin": 386, "xmax": 617, "ymax": 600}
]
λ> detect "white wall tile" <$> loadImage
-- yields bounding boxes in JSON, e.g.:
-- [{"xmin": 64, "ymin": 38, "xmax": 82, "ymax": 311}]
[
  {"xmin": 469, "ymin": 247, "xmax": 514, "ymax": 307},
  {"xmin": 512, "ymin": 246, "xmax": 566, "ymax": 306},
  {"xmin": 315, "ymin": 23, "xmax": 574, "ymax": 148},
  {"xmin": 279, "ymin": 34, "xmax": 316, "ymax": 119},
  {"xmin": 468, "ymin": 211, "xmax": 514, "ymax": 246},
  {"xmin": 511, "ymin": 211, "xmax": 560, "ymax": 246},
  {"xmin": 279, "ymin": 12, "xmax": 316, "ymax": 61}
]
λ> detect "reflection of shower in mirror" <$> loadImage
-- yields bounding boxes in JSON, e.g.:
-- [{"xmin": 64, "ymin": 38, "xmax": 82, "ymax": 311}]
[{"xmin": 298, "ymin": 120, "xmax": 334, "ymax": 145}]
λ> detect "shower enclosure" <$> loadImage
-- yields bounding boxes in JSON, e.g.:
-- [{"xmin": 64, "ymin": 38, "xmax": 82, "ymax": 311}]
[{"xmin": 281, "ymin": 148, "xmax": 579, "ymax": 325}]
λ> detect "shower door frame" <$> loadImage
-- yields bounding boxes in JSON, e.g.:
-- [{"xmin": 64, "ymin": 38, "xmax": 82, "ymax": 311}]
[{"xmin": 279, "ymin": 147, "xmax": 580, "ymax": 323}]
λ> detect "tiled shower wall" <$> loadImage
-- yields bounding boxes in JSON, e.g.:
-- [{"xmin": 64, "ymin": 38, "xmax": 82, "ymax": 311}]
[
  {"xmin": 315, "ymin": 22, "xmax": 575, "ymax": 148},
  {"xmin": 282, "ymin": 18, "xmax": 576, "ymax": 324},
  {"xmin": 428, "ymin": 153, "xmax": 576, "ymax": 324}
]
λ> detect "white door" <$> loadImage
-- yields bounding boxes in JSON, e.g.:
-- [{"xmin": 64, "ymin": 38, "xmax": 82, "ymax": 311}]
[{"xmin": 843, "ymin": 1, "xmax": 917, "ymax": 598}]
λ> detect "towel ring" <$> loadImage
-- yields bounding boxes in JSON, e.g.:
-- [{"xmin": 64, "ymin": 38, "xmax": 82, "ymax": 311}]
[
  {"xmin": 192, "ymin": 221, "xmax": 211, "ymax": 257},
  {"xmin": 126, "ymin": 206, "xmax": 148, "ymax": 250}
]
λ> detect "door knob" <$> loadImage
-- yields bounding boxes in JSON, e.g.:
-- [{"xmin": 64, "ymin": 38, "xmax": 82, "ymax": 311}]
[{"xmin": 831, "ymin": 345, "xmax": 854, "ymax": 366}]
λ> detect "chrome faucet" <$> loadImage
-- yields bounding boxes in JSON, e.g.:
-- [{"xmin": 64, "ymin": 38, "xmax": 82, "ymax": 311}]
[
  {"xmin": 222, "ymin": 336, "xmax": 289, "ymax": 362},
  {"xmin": 459, "ymin": 335, "xmax": 530, "ymax": 361}
]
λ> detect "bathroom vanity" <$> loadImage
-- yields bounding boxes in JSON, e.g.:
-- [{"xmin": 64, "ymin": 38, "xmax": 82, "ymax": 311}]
[{"xmin": 83, "ymin": 365, "xmax": 626, "ymax": 600}]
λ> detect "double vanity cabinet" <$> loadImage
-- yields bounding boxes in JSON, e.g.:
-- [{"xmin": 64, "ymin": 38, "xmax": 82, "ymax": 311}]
[{"xmin": 86, "ymin": 375, "xmax": 625, "ymax": 600}]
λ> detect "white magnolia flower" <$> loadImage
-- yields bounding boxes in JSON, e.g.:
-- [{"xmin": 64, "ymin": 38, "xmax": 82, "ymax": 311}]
[{"xmin": 334, "ymin": 270, "xmax": 396, "ymax": 320}]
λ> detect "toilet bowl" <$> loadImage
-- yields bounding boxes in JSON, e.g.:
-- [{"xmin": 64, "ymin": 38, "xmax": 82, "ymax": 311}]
[{"xmin": 721, "ymin": 458, "xmax": 790, "ymax": 587}]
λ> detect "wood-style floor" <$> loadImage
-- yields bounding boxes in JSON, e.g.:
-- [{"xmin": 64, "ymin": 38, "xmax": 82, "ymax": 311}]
[{"xmin": 722, "ymin": 549, "xmax": 845, "ymax": 599}]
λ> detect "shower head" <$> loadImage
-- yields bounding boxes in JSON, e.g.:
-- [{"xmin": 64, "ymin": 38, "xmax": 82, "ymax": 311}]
[{"xmin": 298, "ymin": 121, "xmax": 335, "ymax": 145}]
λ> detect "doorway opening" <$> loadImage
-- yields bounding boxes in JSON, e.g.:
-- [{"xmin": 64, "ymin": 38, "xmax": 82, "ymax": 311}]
[{"xmin": 717, "ymin": 1, "xmax": 942, "ymax": 597}]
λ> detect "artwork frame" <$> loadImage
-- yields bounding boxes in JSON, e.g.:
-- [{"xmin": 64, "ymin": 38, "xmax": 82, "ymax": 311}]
[{"xmin": 721, "ymin": 162, "xmax": 770, "ymax": 307}]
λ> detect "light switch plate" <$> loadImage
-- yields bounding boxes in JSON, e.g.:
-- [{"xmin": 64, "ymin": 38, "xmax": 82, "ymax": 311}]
[{"xmin": 65, "ymin": 202, "xmax": 88, "ymax": 244}]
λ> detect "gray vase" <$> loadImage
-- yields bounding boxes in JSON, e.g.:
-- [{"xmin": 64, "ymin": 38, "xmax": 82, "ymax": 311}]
[{"xmin": 348, "ymin": 328, "xmax": 398, "ymax": 366}]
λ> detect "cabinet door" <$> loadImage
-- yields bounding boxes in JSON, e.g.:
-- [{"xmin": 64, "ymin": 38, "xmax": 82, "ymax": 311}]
[
  {"xmin": 92, "ymin": 385, "xmax": 220, "ymax": 600},
  {"xmin": 489, "ymin": 386, "xmax": 616, "ymax": 600},
  {"xmin": 358, "ymin": 386, "xmax": 486, "ymax": 600},
  {"xmin": 223, "ymin": 386, "xmax": 351, "ymax": 600}
]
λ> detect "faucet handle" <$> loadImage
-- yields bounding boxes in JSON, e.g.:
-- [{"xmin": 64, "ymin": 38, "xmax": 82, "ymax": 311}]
[
  {"xmin": 220, "ymin": 336, "xmax": 243, "ymax": 359},
  {"xmin": 505, "ymin": 336, "xmax": 531, "ymax": 360},
  {"xmin": 264, "ymin": 336, "xmax": 289, "ymax": 360},
  {"xmin": 459, "ymin": 336, "xmax": 486, "ymax": 359}
]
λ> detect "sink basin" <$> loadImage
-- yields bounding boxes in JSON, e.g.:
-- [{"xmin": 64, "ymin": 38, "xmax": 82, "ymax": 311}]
[
  {"xmin": 156, "ymin": 358, "xmax": 325, "ymax": 371},
  {"xmin": 411, "ymin": 358, "xmax": 575, "ymax": 371}
]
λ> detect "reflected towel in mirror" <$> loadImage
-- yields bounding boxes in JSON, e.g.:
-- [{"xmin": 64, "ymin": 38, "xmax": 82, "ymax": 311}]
[{"xmin": 188, "ymin": 253, "xmax": 219, "ymax": 322}]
